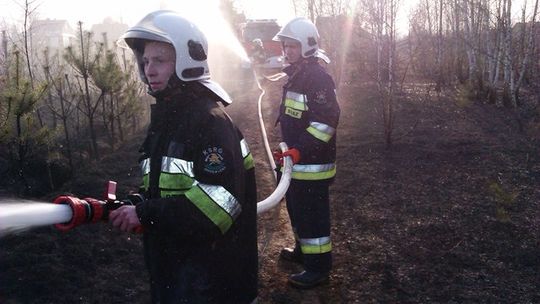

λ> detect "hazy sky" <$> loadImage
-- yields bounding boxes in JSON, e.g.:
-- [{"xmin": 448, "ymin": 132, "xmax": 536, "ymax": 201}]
[
  {"xmin": 0, "ymin": 0, "xmax": 296, "ymax": 27},
  {"xmin": 0, "ymin": 0, "xmax": 534, "ymax": 33}
]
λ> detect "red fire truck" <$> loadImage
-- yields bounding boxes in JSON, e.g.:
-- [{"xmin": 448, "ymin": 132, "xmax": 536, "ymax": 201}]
[{"xmin": 239, "ymin": 19, "xmax": 284, "ymax": 70}]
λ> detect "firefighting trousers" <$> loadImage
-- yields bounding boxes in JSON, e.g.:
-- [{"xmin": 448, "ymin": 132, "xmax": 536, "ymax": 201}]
[{"xmin": 285, "ymin": 179, "xmax": 332, "ymax": 273}]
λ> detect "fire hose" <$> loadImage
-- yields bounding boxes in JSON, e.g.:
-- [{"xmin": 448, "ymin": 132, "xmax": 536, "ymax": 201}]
[
  {"xmin": 256, "ymin": 142, "xmax": 292, "ymax": 214},
  {"xmin": 252, "ymin": 66, "xmax": 293, "ymax": 215}
]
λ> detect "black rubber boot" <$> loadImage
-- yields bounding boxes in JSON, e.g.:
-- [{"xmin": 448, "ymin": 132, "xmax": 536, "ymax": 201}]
[
  {"xmin": 288, "ymin": 270, "xmax": 329, "ymax": 289},
  {"xmin": 279, "ymin": 247, "xmax": 303, "ymax": 264}
]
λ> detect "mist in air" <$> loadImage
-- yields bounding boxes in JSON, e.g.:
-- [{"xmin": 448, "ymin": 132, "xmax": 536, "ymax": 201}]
[{"xmin": 158, "ymin": 0, "xmax": 252, "ymax": 90}]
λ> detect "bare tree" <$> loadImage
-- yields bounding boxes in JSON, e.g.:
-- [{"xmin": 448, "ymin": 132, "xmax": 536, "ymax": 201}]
[
  {"xmin": 436, "ymin": 0, "xmax": 445, "ymax": 92},
  {"xmin": 358, "ymin": 0, "xmax": 400, "ymax": 147},
  {"xmin": 43, "ymin": 55, "xmax": 78, "ymax": 172},
  {"xmin": 64, "ymin": 21, "xmax": 103, "ymax": 159},
  {"xmin": 92, "ymin": 47, "xmax": 123, "ymax": 151},
  {"xmin": 501, "ymin": 0, "xmax": 516, "ymax": 106},
  {"xmin": 487, "ymin": 0, "xmax": 503, "ymax": 90},
  {"xmin": 513, "ymin": 0, "xmax": 539, "ymax": 105},
  {"xmin": 21, "ymin": 0, "xmax": 37, "ymax": 86}
]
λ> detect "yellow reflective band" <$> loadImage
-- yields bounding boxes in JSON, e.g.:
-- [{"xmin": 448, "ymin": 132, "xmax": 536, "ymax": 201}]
[
  {"xmin": 284, "ymin": 98, "xmax": 308, "ymax": 111},
  {"xmin": 291, "ymin": 169, "xmax": 336, "ymax": 180},
  {"xmin": 306, "ymin": 122, "xmax": 335, "ymax": 143},
  {"xmin": 285, "ymin": 163, "xmax": 336, "ymax": 180},
  {"xmin": 159, "ymin": 172, "xmax": 195, "ymax": 191},
  {"xmin": 284, "ymin": 90, "xmax": 308, "ymax": 112},
  {"xmin": 160, "ymin": 189, "xmax": 186, "ymax": 197},
  {"xmin": 140, "ymin": 158, "xmax": 150, "ymax": 191},
  {"xmin": 142, "ymin": 174, "xmax": 149, "ymax": 191},
  {"xmin": 240, "ymin": 139, "xmax": 255, "ymax": 170},
  {"xmin": 244, "ymin": 153, "xmax": 254, "ymax": 170},
  {"xmin": 307, "ymin": 126, "xmax": 331, "ymax": 142},
  {"xmin": 198, "ymin": 183, "xmax": 241, "ymax": 218},
  {"xmin": 284, "ymin": 91, "xmax": 308, "ymax": 118},
  {"xmin": 300, "ymin": 237, "xmax": 332, "ymax": 254},
  {"xmin": 184, "ymin": 183, "xmax": 241, "ymax": 234}
]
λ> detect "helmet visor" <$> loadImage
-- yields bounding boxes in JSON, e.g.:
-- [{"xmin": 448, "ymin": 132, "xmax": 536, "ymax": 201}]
[{"xmin": 119, "ymin": 30, "xmax": 171, "ymax": 50}]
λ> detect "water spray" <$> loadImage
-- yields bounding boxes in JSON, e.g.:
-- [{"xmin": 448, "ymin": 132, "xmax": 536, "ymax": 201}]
[
  {"xmin": 0, "ymin": 201, "xmax": 72, "ymax": 236},
  {"xmin": 0, "ymin": 181, "xmax": 142, "ymax": 235}
]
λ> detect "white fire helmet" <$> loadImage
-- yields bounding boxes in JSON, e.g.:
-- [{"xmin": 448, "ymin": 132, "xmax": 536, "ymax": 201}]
[
  {"xmin": 252, "ymin": 38, "xmax": 263, "ymax": 47},
  {"xmin": 273, "ymin": 17, "xmax": 330, "ymax": 63},
  {"xmin": 118, "ymin": 10, "xmax": 232, "ymax": 104}
]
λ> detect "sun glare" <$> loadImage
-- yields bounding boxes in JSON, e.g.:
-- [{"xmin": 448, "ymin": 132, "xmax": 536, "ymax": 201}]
[{"xmin": 162, "ymin": 0, "xmax": 249, "ymax": 61}]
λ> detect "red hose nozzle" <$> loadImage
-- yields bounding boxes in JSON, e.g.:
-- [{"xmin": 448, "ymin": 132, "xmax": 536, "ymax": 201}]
[{"xmin": 53, "ymin": 196, "xmax": 106, "ymax": 231}]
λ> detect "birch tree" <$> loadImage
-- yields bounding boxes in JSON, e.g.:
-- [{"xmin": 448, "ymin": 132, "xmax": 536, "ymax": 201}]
[
  {"xmin": 513, "ymin": 0, "xmax": 539, "ymax": 105},
  {"xmin": 358, "ymin": 0, "xmax": 400, "ymax": 147}
]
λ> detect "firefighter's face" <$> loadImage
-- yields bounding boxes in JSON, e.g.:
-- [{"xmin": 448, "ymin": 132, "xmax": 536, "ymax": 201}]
[
  {"xmin": 282, "ymin": 38, "xmax": 302, "ymax": 64},
  {"xmin": 143, "ymin": 41, "xmax": 176, "ymax": 92}
]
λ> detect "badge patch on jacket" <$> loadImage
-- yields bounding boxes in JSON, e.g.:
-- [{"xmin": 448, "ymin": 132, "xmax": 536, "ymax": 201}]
[
  {"xmin": 203, "ymin": 147, "xmax": 226, "ymax": 174},
  {"xmin": 314, "ymin": 90, "xmax": 327, "ymax": 104}
]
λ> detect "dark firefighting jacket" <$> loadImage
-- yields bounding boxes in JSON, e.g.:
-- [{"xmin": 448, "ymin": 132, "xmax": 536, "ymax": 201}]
[
  {"xmin": 278, "ymin": 58, "xmax": 340, "ymax": 181},
  {"xmin": 134, "ymin": 82, "xmax": 258, "ymax": 303}
]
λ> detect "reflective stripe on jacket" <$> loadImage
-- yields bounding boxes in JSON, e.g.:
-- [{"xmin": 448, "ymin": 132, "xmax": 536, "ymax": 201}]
[
  {"xmin": 278, "ymin": 58, "xmax": 340, "ymax": 181},
  {"xmin": 139, "ymin": 155, "xmax": 242, "ymax": 234}
]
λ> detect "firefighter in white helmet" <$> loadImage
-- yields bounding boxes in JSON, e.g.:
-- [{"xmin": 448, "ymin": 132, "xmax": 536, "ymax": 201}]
[
  {"xmin": 250, "ymin": 38, "xmax": 267, "ymax": 64},
  {"xmin": 110, "ymin": 10, "xmax": 258, "ymax": 303},
  {"xmin": 272, "ymin": 17, "xmax": 340, "ymax": 289}
]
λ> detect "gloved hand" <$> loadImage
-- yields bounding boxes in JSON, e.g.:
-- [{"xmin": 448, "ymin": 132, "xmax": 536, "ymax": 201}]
[
  {"xmin": 121, "ymin": 193, "xmax": 145, "ymax": 233},
  {"xmin": 108, "ymin": 193, "xmax": 145, "ymax": 233},
  {"xmin": 273, "ymin": 147, "xmax": 301, "ymax": 165},
  {"xmin": 109, "ymin": 205, "xmax": 143, "ymax": 233}
]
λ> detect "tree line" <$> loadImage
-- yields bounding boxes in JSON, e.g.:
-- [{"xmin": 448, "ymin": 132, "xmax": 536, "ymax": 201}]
[
  {"xmin": 0, "ymin": 2, "xmax": 147, "ymax": 195},
  {"xmin": 295, "ymin": 0, "xmax": 540, "ymax": 146}
]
